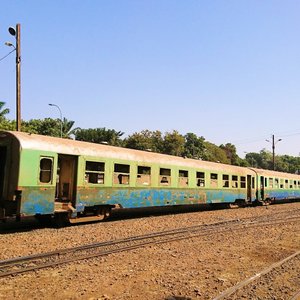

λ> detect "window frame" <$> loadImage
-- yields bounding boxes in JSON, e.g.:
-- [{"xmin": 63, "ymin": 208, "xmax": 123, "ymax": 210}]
[
  {"xmin": 85, "ymin": 161, "xmax": 105, "ymax": 185},
  {"xmin": 39, "ymin": 156, "xmax": 54, "ymax": 184}
]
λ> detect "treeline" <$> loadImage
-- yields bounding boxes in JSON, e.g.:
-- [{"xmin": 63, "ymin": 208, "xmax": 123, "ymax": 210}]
[{"xmin": 0, "ymin": 102, "xmax": 299, "ymax": 173}]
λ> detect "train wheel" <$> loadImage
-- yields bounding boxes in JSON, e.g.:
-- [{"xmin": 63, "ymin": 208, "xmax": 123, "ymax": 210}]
[{"xmin": 98, "ymin": 207, "xmax": 111, "ymax": 220}]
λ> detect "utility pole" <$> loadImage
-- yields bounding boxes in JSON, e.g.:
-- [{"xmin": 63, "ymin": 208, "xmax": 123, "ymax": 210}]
[
  {"xmin": 7, "ymin": 24, "xmax": 21, "ymax": 131},
  {"xmin": 266, "ymin": 134, "xmax": 282, "ymax": 170},
  {"xmin": 16, "ymin": 24, "xmax": 21, "ymax": 131}
]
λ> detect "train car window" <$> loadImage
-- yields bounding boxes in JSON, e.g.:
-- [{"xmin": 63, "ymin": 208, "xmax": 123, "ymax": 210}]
[
  {"xmin": 159, "ymin": 168, "xmax": 171, "ymax": 186},
  {"xmin": 265, "ymin": 178, "xmax": 268, "ymax": 187},
  {"xmin": 85, "ymin": 161, "xmax": 105, "ymax": 184},
  {"xmin": 222, "ymin": 175, "xmax": 229, "ymax": 188},
  {"xmin": 285, "ymin": 179, "xmax": 289, "ymax": 189},
  {"xmin": 252, "ymin": 177, "xmax": 255, "ymax": 189},
  {"xmin": 290, "ymin": 180, "xmax": 293, "ymax": 189},
  {"xmin": 280, "ymin": 179, "xmax": 284, "ymax": 189},
  {"xmin": 240, "ymin": 176, "xmax": 246, "ymax": 188},
  {"xmin": 137, "ymin": 166, "xmax": 151, "ymax": 186},
  {"xmin": 196, "ymin": 172, "xmax": 205, "ymax": 187},
  {"xmin": 39, "ymin": 157, "xmax": 53, "ymax": 184},
  {"xmin": 298, "ymin": 181, "xmax": 300, "ymax": 189},
  {"xmin": 294, "ymin": 180, "xmax": 297, "ymax": 188},
  {"xmin": 179, "ymin": 170, "xmax": 188, "ymax": 187},
  {"xmin": 114, "ymin": 164, "xmax": 130, "ymax": 185},
  {"xmin": 210, "ymin": 173, "xmax": 218, "ymax": 188},
  {"xmin": 275, "ymin": 178, "xmax": 279, "ymax": 188},
  {"xmin": 269, "ymin": 178, "xmax": 274, "ymax": 188},
  {"xmin": 231, "ymin": 175, "xmax": 238, "ymax": 188}
]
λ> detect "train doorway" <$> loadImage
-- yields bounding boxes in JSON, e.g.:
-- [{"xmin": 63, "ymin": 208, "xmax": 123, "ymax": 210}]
[
  {"xmin": 0, "ymin": 146, "xmax": 7, "ymax": 201},
  {"xmin": 55, "ymin": 154, "xmax": 78, "ymax": 207},
  {"xmin": 247, "ymin": 175, "xmax": 252, "ymax": 202},
  {"xmin": 260, "ymin": 176, "xmax": 265, "ymax": 201}
]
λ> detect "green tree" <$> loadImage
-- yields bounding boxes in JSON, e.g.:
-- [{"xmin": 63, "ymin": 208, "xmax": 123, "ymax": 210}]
[
  {"xmin": 75, "ymin": 128, "xmax": 124, "ymax": 146},
  {"xmin": 0, "ymin": 119, "xmax": 15, "ymax": 131},
  {"xmin": 162, "ymin": 130, "xmax": 185, "ymax": 156},
  {"xmin": 183, "ymin": 133, "xmax": 205, "ymax": 159},
  {"xmin": 61, "ymin": 118, "xmax": 80, "ymax": 138},
  {"xmin": 203, "ymin": 141, "xmax": 230, "ymax": 164},
  {"xmin": 220, "ymin": 143, "xmax": 240, "ymax": 165},
  {"xmin": 124, "ymin": 130, "xmax": 163, "ymax": 152},
  {"xmin": 0, "ymin": 102, "xmax": 10, "ymax": 120}
]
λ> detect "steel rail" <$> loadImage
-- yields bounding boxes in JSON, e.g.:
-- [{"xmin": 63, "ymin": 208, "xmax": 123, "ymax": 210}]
[
  {"xmin": 290, "ymin": 290, "xmax": 300, "ymax": 300},
  {"xmin": 213, "ymin": 250, "xmax": 300, "ymax": 300},
  {"xmin": 0, "ymin": 210, "xmax": 299, "ymax": 278}
]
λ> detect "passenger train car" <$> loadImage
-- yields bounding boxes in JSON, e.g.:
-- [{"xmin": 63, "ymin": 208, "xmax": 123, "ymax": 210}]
[{"xmin": 0, "ymin": 131, "xmax": 300, "ymax": 224}]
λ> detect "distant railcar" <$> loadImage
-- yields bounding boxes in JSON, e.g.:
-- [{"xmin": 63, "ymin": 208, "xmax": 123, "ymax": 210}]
[{"xmin": 0, "ymin": 131, "xmax": 299, "ymax": 224}]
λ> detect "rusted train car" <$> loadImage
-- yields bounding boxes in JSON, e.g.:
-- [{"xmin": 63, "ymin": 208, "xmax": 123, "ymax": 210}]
[{"xmin": 0, "ymin": 131, "xmax": 299, "ymax": 224}]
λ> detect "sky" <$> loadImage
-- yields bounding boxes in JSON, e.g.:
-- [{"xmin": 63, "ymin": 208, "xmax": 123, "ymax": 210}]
[{"xmin": 1, "ymin": 1, "xmax": 300, "ymax": 157}]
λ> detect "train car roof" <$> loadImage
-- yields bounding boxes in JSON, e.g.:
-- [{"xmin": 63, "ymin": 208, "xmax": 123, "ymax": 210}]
[
  {"xmin": 0, "ymin": 131, "xmax": 254, "ymax": 174},
  {"xmin": 251, "ymin": 167, "xmax": 300, "ymax": 179}
]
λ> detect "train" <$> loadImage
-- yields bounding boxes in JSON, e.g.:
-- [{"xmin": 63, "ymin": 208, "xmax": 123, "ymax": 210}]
[{"xmin": 0, "ymin": 130, "xmax": 300, "ymax": 225}]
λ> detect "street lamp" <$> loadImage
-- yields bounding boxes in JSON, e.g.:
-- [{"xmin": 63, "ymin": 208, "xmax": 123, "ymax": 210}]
[
  {"xmin": 266, "ymin": 134, "xmax": 282, "ymax": 170},
  {"xmin": 5, "ymin": 24, "xmax": 21, "ymax": 131},
  {"xmin": 48, "ymin": 103, "xmax": 63, "ymax": 138}
]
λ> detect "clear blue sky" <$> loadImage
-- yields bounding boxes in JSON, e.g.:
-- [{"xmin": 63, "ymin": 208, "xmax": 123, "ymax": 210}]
[{"xmin": 1, "ymin": 1, "xmax": 300, "ymax": 157}]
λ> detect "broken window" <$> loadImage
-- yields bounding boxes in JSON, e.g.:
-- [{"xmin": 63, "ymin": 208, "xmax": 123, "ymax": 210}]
[
  {"xmin": 222, "ymin": 174, "xmax": 229, "ymax": 188},
  {"xmin": 39, "ymin": 157, "xmax": 53, "ymax": 184},
  {"xmin": 269, "ymin": 178, "xmax": 274, "ymax": 188},
  {"xmin": 137, "ymin": 166, "xmax": 151, "ymax": 186},
  {"xmin": 285, "ymin": 179, "xmax": 289, "ymax": 189},
  {"xmin": 85, "ymin": 161, "xmax": 105, "ymax": 184},
  {"xmin": 160, "ymin": 168, "xmax": 171, "ymax": 186},
  {"xmin": 280, "ymin": 179, "xmax": 284, "ymax": 189},
  {"xmin": 179, "ymin": 170, "xmax": 188, "ymax": 187},
  {"xmin": 232, "ymin": 175, "xmax": 238, "ymax": 188},
  {"xmin": 196, "ymin": 172, "xmax": 205, "ymax": 187},
  {"xmin": 240, "ymin": 176, "xmax": 246, "ymax": 188},
  {"xmin": 210, "ymin": 173, "xmax": 218, "ymax": 188},
  {"xmin": 114, "ymin": 163, "xmax": 130, "ymax": 185}
]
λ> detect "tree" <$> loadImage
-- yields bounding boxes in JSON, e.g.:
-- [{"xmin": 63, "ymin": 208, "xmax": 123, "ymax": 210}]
[
  {"xmin": 0, "ymin": 102, "xmax": 10, "ymax": 120},
  {"xmin": 61, "ymin": 118, "xmax": 80, "ymax": 138},
  {"xmin": 203, "ymin": 141, "xmax": 230, "ymax": 164},
  {"xmin": 75, "ymin": 128, "xmax": 124, "ymax": 146},
  {"xmin": 124, "ymin": 130, "xmax": 163, "ymax": 152},
  {"xmin": 220, "ymin": 143, "xmax": 240, "ymax": 165},
  {"xmin": 183, "ymin": 133, "xmax": 205, "ymax": 159},
  {"xmin": 0, "ymin": 119, "xmax": 15, "ymax": 131},
  {"xmin": 162, "ymin": 130, "xmax": 185, "ymax": 156}
]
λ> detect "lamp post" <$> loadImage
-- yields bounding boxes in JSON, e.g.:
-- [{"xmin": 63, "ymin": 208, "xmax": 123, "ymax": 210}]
[
  {"xmin": 48, "ymin": 103, "xmax": 63, "ymax": 138},
  {"xmin": 266, "ymin": 134, "xmax": 282, "ymax": 170},
  {"xmin": 5, "ymin": 24, "xmax": 21, "ymax": 131}
]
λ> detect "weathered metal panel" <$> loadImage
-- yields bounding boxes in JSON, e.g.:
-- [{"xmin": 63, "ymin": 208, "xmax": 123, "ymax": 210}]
[
  {"xmin": 76, "ymin": 187, "xmax": 246, "ymax": 209},
  {"xmin": 20, "ymin": 187, "xmax": 55, "ymax": 215}
]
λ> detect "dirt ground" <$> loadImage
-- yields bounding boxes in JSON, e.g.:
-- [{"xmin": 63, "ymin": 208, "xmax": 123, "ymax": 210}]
[{"xmin": 0, "ymin": 202, "xmax": 299, "ymax": 300}]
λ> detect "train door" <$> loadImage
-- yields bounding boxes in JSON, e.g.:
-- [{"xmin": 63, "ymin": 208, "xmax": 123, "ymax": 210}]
[
  {"xmin": 247, "ymin": 175, "xmax": 252, "ymax": 202},
  {"xmin": 0, "ymin": 146, "xmax": 7, "ymax": 201},
  {"xmin": 260, "ymin": 176, "xmax": 265, "ymax": 201},
  {"xmin": 55, "ymin": 154, "xmax": 78, "ymax": 207}
]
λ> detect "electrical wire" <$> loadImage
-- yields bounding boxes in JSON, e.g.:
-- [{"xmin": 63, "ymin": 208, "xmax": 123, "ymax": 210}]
[{"xmin": 0, "ymin": 49, "xmax": 15, "ymax": 63}]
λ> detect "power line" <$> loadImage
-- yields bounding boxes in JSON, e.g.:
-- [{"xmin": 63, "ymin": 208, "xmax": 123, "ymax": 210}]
[
  {"xmin": 233, "ymin": 131, "xmax": 300, "ymax": 146},
  {"xmin": 0, "ymin": 49, "xmax": 15, "ymax": 63}
]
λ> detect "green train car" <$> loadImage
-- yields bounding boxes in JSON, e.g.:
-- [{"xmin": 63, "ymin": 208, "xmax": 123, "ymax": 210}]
[{"xmin": 0, "ymin": 131, "xmax": 299, "ymax": 224}]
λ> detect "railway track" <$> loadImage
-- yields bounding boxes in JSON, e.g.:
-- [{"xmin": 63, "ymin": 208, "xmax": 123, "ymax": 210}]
[
  {"xmin": 0, "ymin": 208, "xmax": 300, "ymax": 279},
  {"xmin": 213, "ymin": 250, "xmax": 300, "ymax": 300}
]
